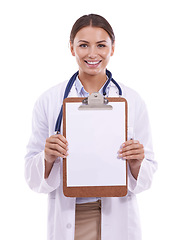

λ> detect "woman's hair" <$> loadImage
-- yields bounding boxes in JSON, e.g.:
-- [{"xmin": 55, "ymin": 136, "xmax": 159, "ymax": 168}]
[{"xmin": 70, "ymin": 14, "xmax": 115, "ymax": 45}]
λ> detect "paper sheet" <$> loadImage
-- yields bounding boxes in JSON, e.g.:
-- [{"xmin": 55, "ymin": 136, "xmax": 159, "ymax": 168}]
[{"xmin": 66, "ymin": 102, "xmax": 126, "ymax": 187}]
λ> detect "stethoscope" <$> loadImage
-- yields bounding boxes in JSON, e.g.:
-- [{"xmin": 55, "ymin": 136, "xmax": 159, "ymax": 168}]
[{"xmin": 55, "ymin": 69, "xmax": 122, "ymax": 133}]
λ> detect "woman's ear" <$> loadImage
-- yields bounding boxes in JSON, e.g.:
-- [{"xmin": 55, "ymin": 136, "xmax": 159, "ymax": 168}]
[
  {"xmin": 70, "ymin": 41, "xmax": 75, "ymax": 56},
  {"xmin": 110, "ymin": 41, "xmax": 115, "ymax": 56}
]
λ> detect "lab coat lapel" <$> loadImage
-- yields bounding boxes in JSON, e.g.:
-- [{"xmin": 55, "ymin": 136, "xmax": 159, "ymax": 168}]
[
  {"xmin": 68, "ymin": 84, "xmax": 78, "ymax": 97},
  {"xmin": 108, "ymin": 82, "xmax": 120, "ymax": 97},
  {"xmin": 67, "ymin": 81, "xmax": 120, "ymax": 98}
]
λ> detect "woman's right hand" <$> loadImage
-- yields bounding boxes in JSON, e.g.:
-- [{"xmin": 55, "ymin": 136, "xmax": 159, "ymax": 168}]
[{"xmin": 45, "ymin": 134, "xmax": 68, "ymax": 164}]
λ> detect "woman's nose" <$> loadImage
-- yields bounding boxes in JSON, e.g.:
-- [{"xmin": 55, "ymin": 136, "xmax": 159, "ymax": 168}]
[{"xmin": 88, "ymin": 46, "xmax": 97, "ymax": 58}]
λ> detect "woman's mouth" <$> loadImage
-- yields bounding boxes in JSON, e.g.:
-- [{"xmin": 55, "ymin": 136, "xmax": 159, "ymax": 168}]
[{"xmin": 84, "ymin": 60, "xmax": 102, "ymax": 67}]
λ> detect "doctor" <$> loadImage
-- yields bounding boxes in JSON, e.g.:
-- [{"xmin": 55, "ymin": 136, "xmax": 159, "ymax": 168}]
[{"xmin": 25, "ymin": 14, "xmax": 157, "ymax": 240}]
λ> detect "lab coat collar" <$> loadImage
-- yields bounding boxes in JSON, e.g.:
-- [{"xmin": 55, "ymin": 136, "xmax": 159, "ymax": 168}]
[{"xmin": 68, "ymin": 80, "xmax": 120, "ymax": 98}]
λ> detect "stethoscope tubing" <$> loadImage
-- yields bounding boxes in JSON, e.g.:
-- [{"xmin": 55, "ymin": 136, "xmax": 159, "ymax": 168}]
[{"xmin": 55, "ymin": 69, "xmax": 122, "ymax": 133}]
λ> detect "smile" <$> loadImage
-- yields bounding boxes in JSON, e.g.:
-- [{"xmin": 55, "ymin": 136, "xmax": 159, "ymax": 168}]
[{"xmin": 84, "ymin": 60, "xmax": 102, "ymax": 65}]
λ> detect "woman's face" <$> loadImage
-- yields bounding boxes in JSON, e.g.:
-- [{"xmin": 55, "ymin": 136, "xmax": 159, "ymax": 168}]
[{"xmin": 70, "ymin": 26, "xmax": 115, "ymax": 77}]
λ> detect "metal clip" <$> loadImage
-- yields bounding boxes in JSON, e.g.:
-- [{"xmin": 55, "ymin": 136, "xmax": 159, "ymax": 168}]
[{"xmin": 78, "ymin": 92, "xmax": 113, "ymax": 110}]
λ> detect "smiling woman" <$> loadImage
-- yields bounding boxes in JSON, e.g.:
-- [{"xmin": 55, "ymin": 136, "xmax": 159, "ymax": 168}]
[
  {"xmin": 69, "ymin": 14, "xmax": 116, "ymax": 94},
  {"xmin": 70, "ymin": 26, "xmax": 115, "ymax": 93},
  {"xmin": 25, "ymin": 13, "xmax": 157, "ymax": 240}
]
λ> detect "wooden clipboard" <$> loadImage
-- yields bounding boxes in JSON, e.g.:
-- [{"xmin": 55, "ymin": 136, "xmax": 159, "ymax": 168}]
[{"xmin": 63, "ymin": 93, "xmax": 128, "ymax": 197}]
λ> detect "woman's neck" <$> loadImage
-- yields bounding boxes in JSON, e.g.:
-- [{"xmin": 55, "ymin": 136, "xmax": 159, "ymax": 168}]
[{"xmin": 78, "ymin": 71, "xmax": 107, "ymax": 95}]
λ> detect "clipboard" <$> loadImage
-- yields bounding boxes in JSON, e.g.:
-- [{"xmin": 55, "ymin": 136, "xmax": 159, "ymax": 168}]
[{"xmin": 63, "ymin": 93, "xmax": 128, "ymax": 197}]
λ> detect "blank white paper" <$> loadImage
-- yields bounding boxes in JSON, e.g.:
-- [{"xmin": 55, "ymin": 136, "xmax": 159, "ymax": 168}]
[{"xmin": 66, "ymin": 102, "xmax": 126, "ymax": 187}]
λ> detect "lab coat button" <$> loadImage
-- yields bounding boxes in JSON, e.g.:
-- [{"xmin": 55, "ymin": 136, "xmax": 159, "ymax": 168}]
[{"xmin": 66, "ymin": 223, "xmax": 72, "ymax": 229}]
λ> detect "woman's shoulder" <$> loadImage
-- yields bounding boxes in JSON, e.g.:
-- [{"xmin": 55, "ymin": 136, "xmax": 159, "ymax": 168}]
[
  {"xmin": 36, "ymin": 80, "xmax": 68, "ymax": 103},
  {"xmin": 40, "ymin": 80, "xmax": 68, "ymax": 98},
  {"xmin": 117, "ymin": 81, "xmax": 147, "ymax": 115},
  {"xmin": 115, "ymin": 81, "xmax": 144, "ymax": 104}
]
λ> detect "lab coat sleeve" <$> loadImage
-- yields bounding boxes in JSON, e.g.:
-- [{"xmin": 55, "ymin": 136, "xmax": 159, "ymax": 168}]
[
  {"xmin": 24, "ymin": 96, "xmax": 61, "ymax": 194},
  {"xmin": 128, "ymin": 97, "xmax": 157, "ymax": 194}
]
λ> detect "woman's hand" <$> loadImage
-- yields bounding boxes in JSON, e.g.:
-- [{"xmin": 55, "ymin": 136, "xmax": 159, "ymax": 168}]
[
  {"xmin": 45, "ymin": 134, "xmax": 68, "ymax": 163},
  {"xmin": 44, "ymin": 134, "xmax": 68, "ymax": 178},
  {"xmin": 118, "ymin": 139, "xmax": 145, "ymax": 180}
]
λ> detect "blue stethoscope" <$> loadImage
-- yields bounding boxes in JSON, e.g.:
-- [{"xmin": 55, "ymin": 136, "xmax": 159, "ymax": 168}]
[{"xmin": 55, "ymin": 69, "xmax": 122, "ymax": 133}]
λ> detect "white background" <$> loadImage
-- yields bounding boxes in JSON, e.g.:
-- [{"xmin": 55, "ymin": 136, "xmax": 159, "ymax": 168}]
[{"xmin": 0, "ymin": 0, "xmax": 178, "ymax": 239}]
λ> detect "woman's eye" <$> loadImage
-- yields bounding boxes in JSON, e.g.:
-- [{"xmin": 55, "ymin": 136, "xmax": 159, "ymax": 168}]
[
  {"xmin": 98, "ymin": 44, "xmax": 106, "ymax": 48},
  {"xmin": 79, "ymin": 44, "xmax": 88, "ymax": 48}
]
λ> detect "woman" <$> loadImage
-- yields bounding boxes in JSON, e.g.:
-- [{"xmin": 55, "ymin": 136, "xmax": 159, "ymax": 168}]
[{"xmin": 25, "ymin": 14, "xmax": 157, "ymax": 240}]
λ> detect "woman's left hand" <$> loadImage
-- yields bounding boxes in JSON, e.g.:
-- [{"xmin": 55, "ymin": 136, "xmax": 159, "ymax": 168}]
[{"xmin": 118, "ymin": 139, "xmax": 145, "ymax": 180}]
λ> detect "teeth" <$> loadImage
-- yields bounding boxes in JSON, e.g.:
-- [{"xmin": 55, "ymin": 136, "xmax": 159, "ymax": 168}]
[{"xmin": 86, "ymin": 61, "xmax": 101, "ymax": 65}]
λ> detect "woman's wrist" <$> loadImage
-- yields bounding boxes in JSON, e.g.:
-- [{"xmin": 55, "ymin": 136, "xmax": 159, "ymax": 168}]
[{"xmin": 44, "ymin": 159, "xmax": 55, "ymax": 179}]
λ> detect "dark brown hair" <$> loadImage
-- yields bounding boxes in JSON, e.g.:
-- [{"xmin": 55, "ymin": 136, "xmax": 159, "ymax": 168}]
[{"xmin": 70, "ymin": 14, "xmax": 115, "ymax": 44}]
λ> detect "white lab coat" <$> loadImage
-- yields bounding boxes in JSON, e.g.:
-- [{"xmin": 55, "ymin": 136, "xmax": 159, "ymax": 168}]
[{"xmin": 25, "ymin": 79, "xmax": 157, "ymax": 240}]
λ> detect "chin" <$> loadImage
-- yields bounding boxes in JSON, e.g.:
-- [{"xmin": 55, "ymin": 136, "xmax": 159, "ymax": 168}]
[{"xmin": 84, "ymin": 68, "xmax": 105, "ymax": 76}]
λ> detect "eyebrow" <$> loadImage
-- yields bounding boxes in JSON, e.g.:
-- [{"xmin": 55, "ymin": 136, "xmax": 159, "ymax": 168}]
[{"xmin": 77, "ymin": 40, "xmax": 107, "ymax": 43}]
